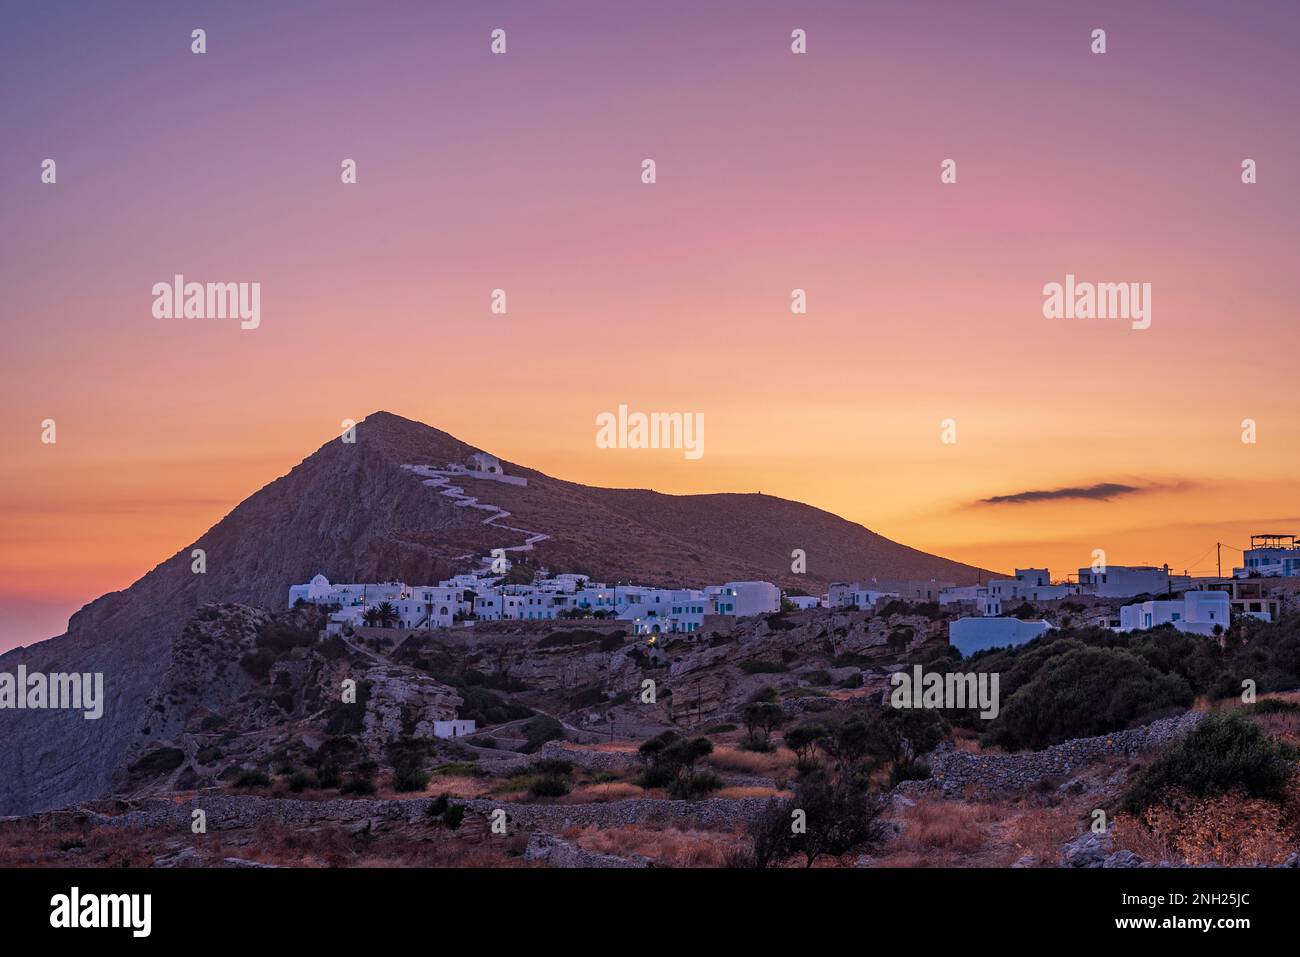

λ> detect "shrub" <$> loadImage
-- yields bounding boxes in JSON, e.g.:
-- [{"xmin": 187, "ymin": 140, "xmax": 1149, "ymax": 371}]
[
  {"xmin": 636, "ymin": 765, "xmax": 676, "ymax": 789},
  {"xmin": 427, "ymin": 794, "xmax": 450, "ymax": 817},
  {"xmin": 392, "ymin": 766, "xmax": 431, "ymax": 792},
  {"xmin": 991, "ymin": 646, "xmax": 1192, "ymax": 750},
  {"xmin": 803, "ymin": 669, "xmax": 832, "ymax": 686},
  {"xmin": 256, "ymin": 620, "xmax": 317, "ymax": 652},
  {"xmin": 740, "ymin": 660, "xmax": 788, "ymax": 674},
  {"xmin": 341, "ymin": 775, "xmax": 377, "ymax": 796},
  {"xmin": 520, "ymin": 715, "xmax": 565, "ymax": 753},
  {"xmin": 743, "ymin": 778, "xmax": 886, "ymax": 867},
  {"xmin": 529, "ymin": 774, "xmax": 572, "ymax": 798},
  {"xmin": 286, "ymin": 770, "xmax": 318, "ymax": 793},
  {"xmin": 889, "ymin": 759, "xmax": 932, "ymax": 786},
  {"xmin": 128, "ymin": 747, "xmax": 186, "ymax": 778},
  {"xmin": 530, "ymin": 758, "xmax": 574, "ymax": 776},
  {"xmin": 316, "ymin": 766, "xmax": 342, "ymax": 789},
  {"xmin": 1249, "ymin": 698, "xmax": 1300, "ymax": 715},
  {"xmin": 456, "ymin": 685, "xmax": 533, "ymax": 726},
  {"xmin": 668, "ymin": 769, "xmax": 724, "ymax": 799},
  {"xmin": 443, "ymin": 804, "xmax": 465, "ymax": 829},
  {"xmin": 1124, "ymin": 713, "xmax": 1296, "ymax": 812},
  {"xmin": 324, "ymin": 681, "xmax": 372, "ymax": 735},
  {"xmin": 233, "ymin": 769, "xmax": 272, "ymax": 789}
]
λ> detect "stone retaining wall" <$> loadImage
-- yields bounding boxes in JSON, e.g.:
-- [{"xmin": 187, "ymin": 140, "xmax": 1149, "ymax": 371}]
[{"xmin": 899, "ymin": 711, "xmax": 1205, "ymax": 797}]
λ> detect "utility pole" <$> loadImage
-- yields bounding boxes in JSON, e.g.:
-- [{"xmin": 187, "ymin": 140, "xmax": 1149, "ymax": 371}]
[{"xmin": 1217, "ymin": 542, "xmax": 1222, "ymax": 578}]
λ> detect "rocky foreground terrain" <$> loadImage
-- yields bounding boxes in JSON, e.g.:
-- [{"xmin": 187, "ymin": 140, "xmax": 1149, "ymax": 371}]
[{"xmin": 5, "ymin": 595, "xmax": 1300, "ymax": 868}]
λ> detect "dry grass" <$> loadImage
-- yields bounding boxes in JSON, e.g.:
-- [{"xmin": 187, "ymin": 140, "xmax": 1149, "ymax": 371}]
[
  {"xmin": 706, "ymin": 745, "xmax": 793, "ymax": 776},
  {"xmin": 1121, "ymin": 787, "xmax": 1298, "ymax": 867},
  {"xmin": 901, "ymin": 801, "xmax": 990, "ymax": 853},
  {"xmin": 1111, "ymin": 814, "xmax": 1184, "ymax": 865},
  {"xmin": 871, "ymin": 798, "xmax": 1081, "ymax": 867},
  {"xmin": 714, "ymin": 785, "xmax": 785, "ymax": 799},
  {"xmin": 567, "ymin": 824, "xmax": 743, "ymax": 867},
  {"xmin": 991, "ymin": 806, "xmax": 1081, "ymax": 866},
  {"xmin": 951, "ymin": 727, "xmax": 990, "ymax": 754},
  {"xmin": 567, "ymin": 781, "xmax": 642, "ymax": 802}
]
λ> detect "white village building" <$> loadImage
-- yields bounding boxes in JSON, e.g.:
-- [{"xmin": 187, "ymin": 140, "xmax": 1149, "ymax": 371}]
[
  {"xmin": 289, "ymin": 573, "xmax": 780, "ymax": 636},
  {"xmin": 981, "ymin": 569, "xmax": 1077, "ymax": 615},
  {"xmin": 1234, "ymin": 534, "xmax": 1300, "ymax": 578},
  {"xmin": 1077, "ymin": 563, "xmax": 1190, "ymax": 598},
  {"xmin": 949, "ymin": 617, "xmax": 1052, "ymax": 656},
  {"xmin": 1117, "ymin": 590, "xmax": 1230, "ymax": 637},
  {"xmin": 433, "ymin": 719, "xmax": 477, "ymax": 739},
  {"xmin": 827, "ymin": 583, "xmax": 899, "ymax": 610}
]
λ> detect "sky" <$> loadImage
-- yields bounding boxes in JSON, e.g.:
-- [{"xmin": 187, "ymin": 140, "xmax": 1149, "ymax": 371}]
[{"xmin": 2, "ymin": 1, "xmax": 1299, "ymax": 651}]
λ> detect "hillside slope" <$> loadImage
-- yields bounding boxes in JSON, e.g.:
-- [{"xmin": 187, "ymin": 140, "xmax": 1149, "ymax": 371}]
[{"xmin": 0, "ymin": 410, "xmax": 990, "ymax": 815}]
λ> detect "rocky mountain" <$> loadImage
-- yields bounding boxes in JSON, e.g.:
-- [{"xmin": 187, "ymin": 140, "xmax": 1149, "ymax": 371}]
[{"xmin": 0, "ymin": 410, "xmax": 992, "ymax": 815}]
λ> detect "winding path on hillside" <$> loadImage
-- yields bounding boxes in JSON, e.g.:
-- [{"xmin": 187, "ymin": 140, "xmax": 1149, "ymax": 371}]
[{"xmin": 400, "ymin": 464, "xmax": 550, "ymax": 567}]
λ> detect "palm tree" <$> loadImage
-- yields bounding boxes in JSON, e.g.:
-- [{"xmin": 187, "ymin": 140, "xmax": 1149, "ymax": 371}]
[
  {"xmin": 376, "ymin": 602, "xmax": 398, "ymax": 629},
  {"xmin": 362, "ymin": 607, "xmax": 381, "ymax": 628}
]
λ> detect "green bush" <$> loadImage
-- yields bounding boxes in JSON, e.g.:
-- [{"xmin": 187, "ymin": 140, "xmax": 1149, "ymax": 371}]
[
  {"xmin": 668, "ymin": 769, "xmax": 724, "ymax": 799},
  {"xmin": 529, "ymin": 758, "xmax": 574, "ymax": 776},
  {"xmin": 443, "ymin": 804, "xmax": 465, "ymax": 830},
  {"xmin": 529, "ymin": 774, "xmax": 572, "ymax": 797},
  {"xmin": 889, "ymin": 759, "xmax": 931, "ymax": 786},
  {"xmin": 636, "ymin": 765, "xmax": 675, "ymax": 789},
  {"xmin": 393, "ymin": 766, "xmax": 431, "ymax": 792},
  {"xmin": 740, "ymin": 660, "xmax": 788, "ymax": 674},
  {"xmin": 233, "ymin": 769, "xmax": 272, "ymax": 789},
  {"xmin": 341, "ymin": 774, "xmax": 377, "ymax": 796},
  {"xmin": 991, "ymin": 646, "xmax": 1192, "ymax": 750},
  {"xmin": 1249, "ymin": 698, "xmax": 1300, "ymax": 715},
  {"xmin": 520, "ymin": 715, "xmax": 564, "ymax": 753},
  {"xmin": 286, "ymin": 770, "xmax": 318, "ymax": 792},
  {"xmin": 1124, "ymin": 713, "xmax": 1296, "ymax": 812},
  {"xmin": 316, "ymin": 766, "xmax": 342, "ymax": 789}
]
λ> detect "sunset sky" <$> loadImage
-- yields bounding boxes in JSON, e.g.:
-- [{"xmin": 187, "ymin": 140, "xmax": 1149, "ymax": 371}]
[{"xmin": 3, "ymin": 1, "xmax": 1299, "ymax": 651}]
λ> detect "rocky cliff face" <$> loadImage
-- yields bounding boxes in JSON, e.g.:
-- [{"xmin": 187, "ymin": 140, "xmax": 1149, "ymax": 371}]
[{"xmin": 0, "ymin": 410, "xmax": 989, "ymax": 815}]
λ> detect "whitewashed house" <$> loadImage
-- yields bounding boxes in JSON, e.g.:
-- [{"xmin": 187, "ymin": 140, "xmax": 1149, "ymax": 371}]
[
  {"xmin": 713, "ymin": 582, "xmax": 780, "ymax": 616},
  {"xmin": 1077, "ymin": 564, "xmax": 1190, "ymax": 598},
  {"xmin": 982, "ymin": 569, "xmax": 1076, "ymax": 614},
  {"xmin": 1117, "ymin": 591, "xmax": 1230, "ymax": 636},
  {"xmin": 939, "ymin": 585, "xmax": 984, "ymax": 607},
  {"xmin": 433, "ymin": 719, "xmax": 476, "ymax": 739},
  {"xmin": 1234, "ymin": 534, "xmax": 1300, "ymax": 578},
  {"xmin": 828, "ymin": 583, "xmax": 897, "ymax": 610},
  {"xmin": 949, "ymin": 617, "xmax": 1052, "ymax": 656}
]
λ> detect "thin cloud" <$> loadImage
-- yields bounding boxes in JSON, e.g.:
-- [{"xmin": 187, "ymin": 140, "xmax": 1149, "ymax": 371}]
[{"xmin": 979, "ymin": 482, "xmax": 1143, "ymax": 506}]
